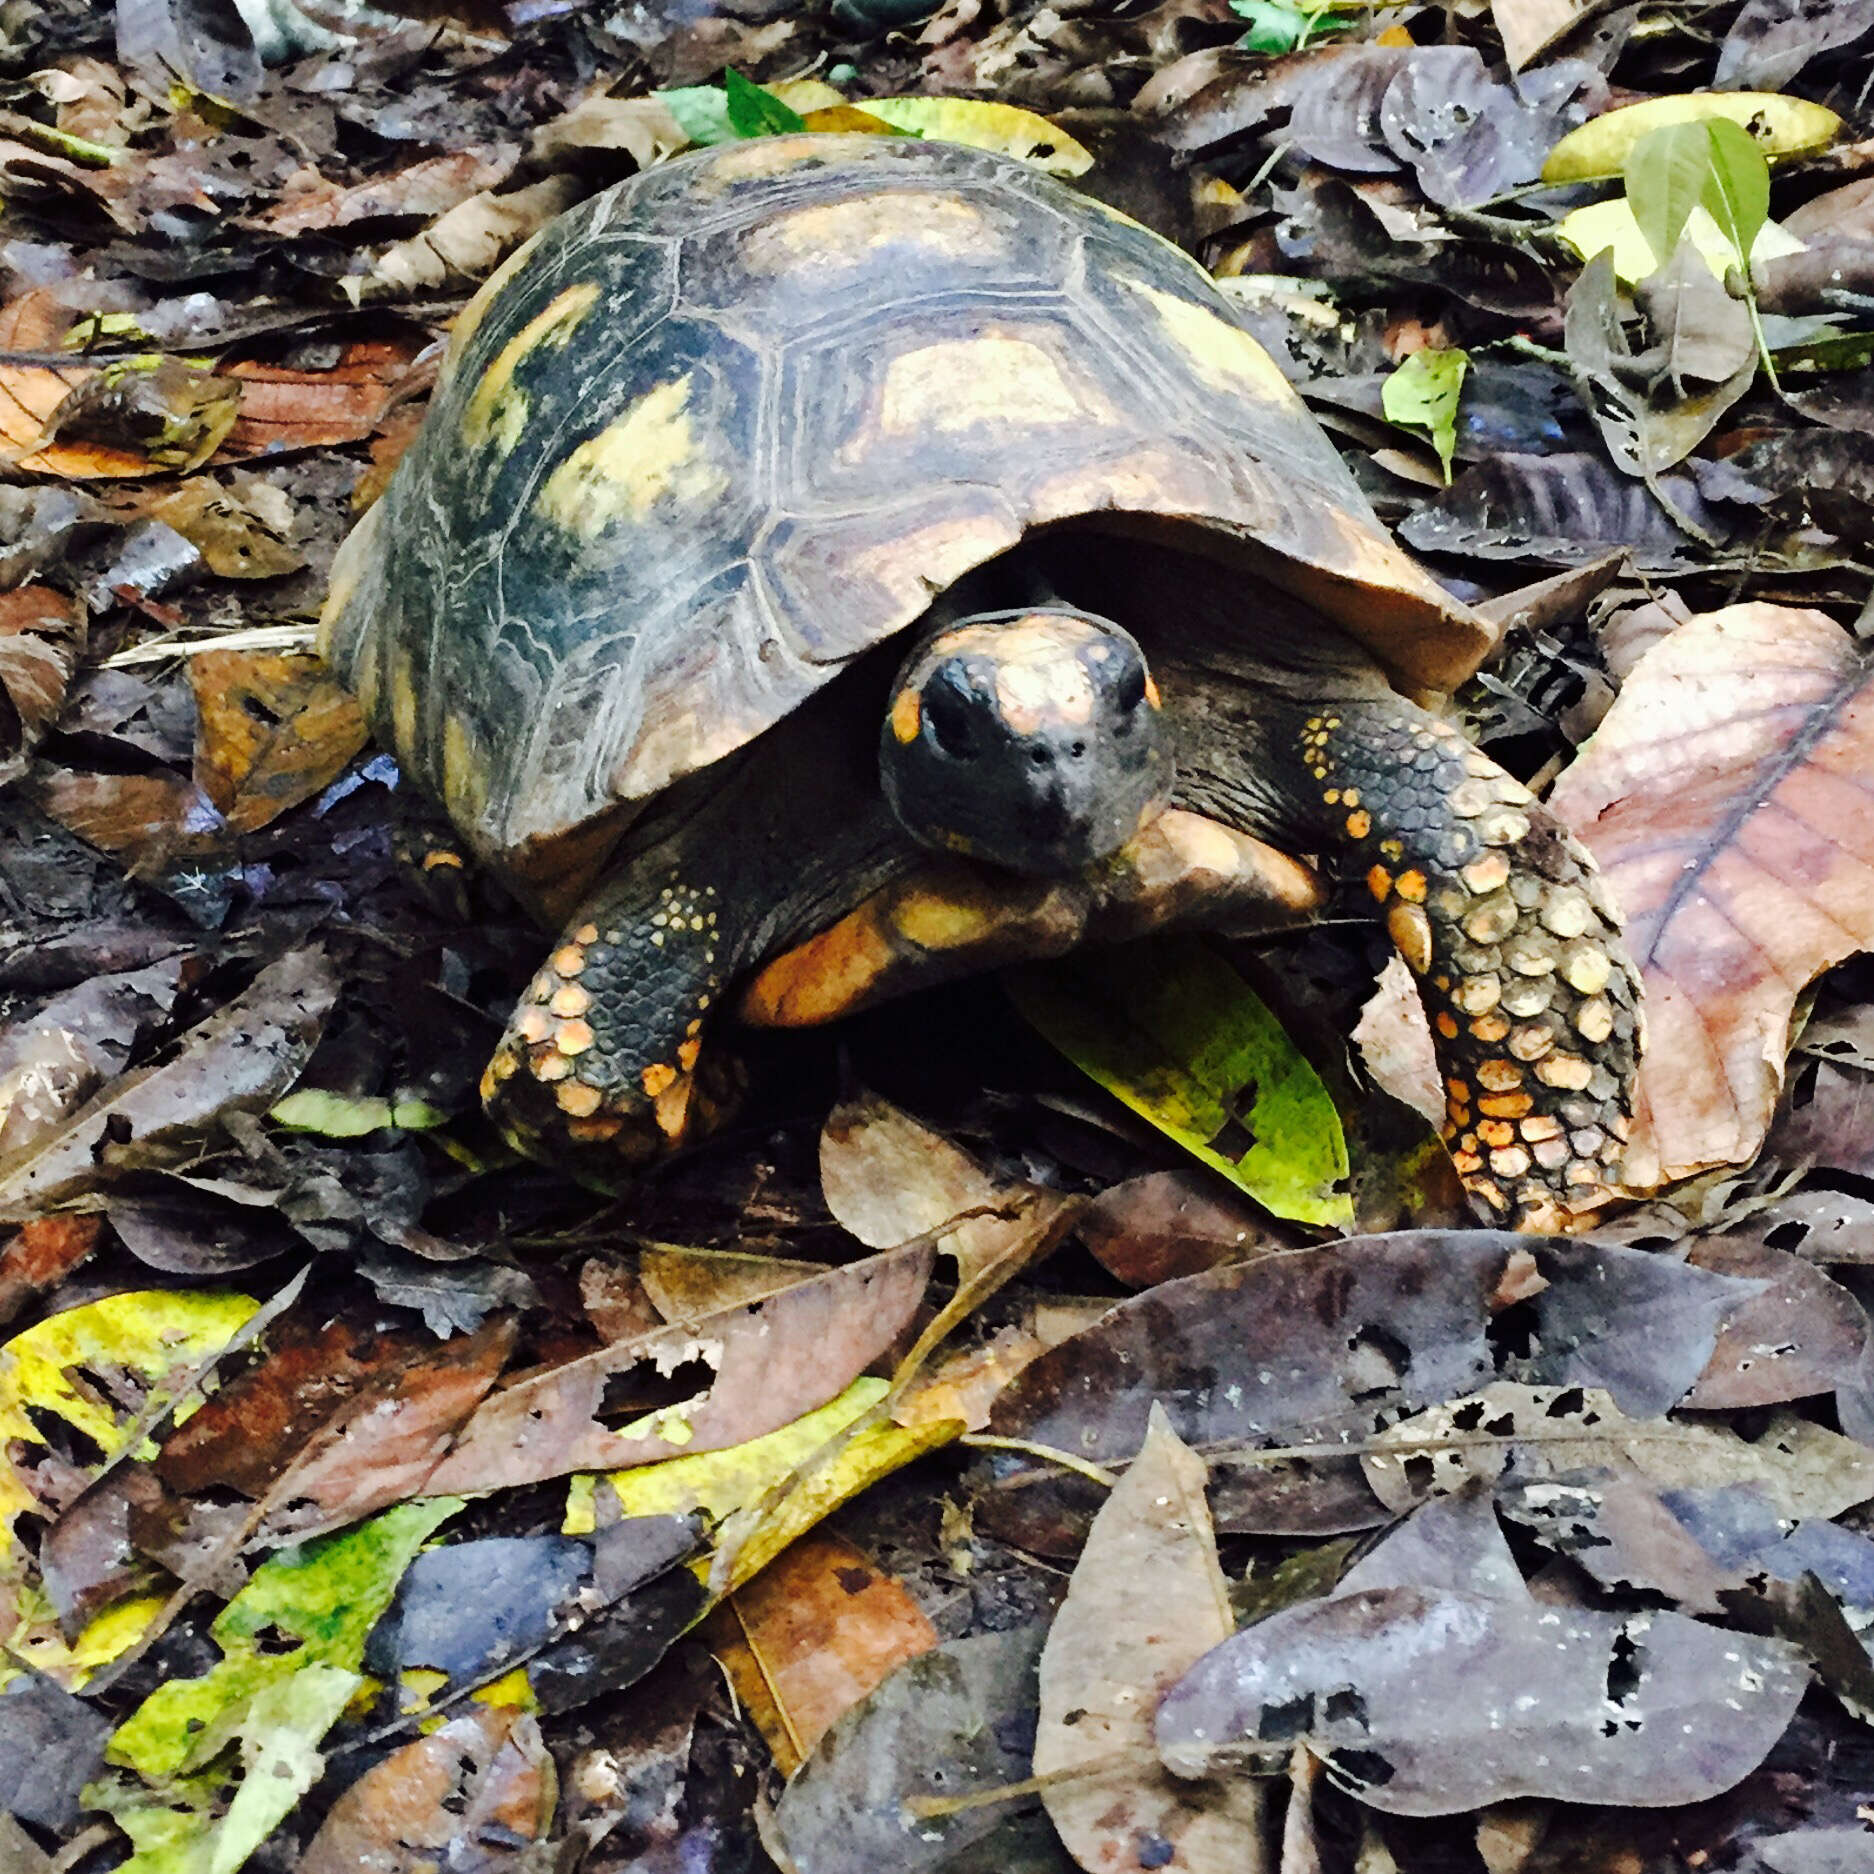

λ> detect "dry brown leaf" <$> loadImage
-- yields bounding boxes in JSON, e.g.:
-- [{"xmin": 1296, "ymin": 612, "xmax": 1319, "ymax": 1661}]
[
  {"xmin": 342, "ymin": 177, "xmax": 583, "ymax": 304},
  {"xmin": 0, "ymin": 1216, "xmax": 101, "ymax": 1328},
  {"xmin": 149, "ymin": 479, "xmax": 303, "ymax": 579},
  {"xmin": 715, "ymin": 1532, "xmax": 938, "ymax": 1774},
  {"xmin": 821, "ymin": 1090, "xmax": 1072, "ymax": 1286},
  {"xmin": 190, "ymin": 649, "xmax": 368, "ymax": 835},
  {"xmin": 220, "ymin": 336, "xmax": 428, "ymax": 457},
  {"xmin": 263, "ymin": 150, "xmax": 517, "ymax": 236},
  {"xmin": 422, "ymin": 1242, "xmax": 933, "ymax": 1494},
  {"xmin": 528, "ymin": 93, "xmax": 688, "ymax": 170},
  {"xmin": 26, "ymin": 767, "xmax": 222, "ymax": 874},
  {"xmin": 1036, "ymin": 1404, "xmax": 1267, "ymax": 1873},
  {"xmin": 1550, "ymin": 604, "xmax": 1874, "ymax": 1190},
  {"xmin": 639, "ymin": 1245, "xmax": 829, "ymax": 1322},
  {"xmin": 0, "ymin": 585, "xmax": 83, "ymax": 790},
  {"xmin": 1491, "ymin": 0, "xmax": 1599, "ymax": 71}
]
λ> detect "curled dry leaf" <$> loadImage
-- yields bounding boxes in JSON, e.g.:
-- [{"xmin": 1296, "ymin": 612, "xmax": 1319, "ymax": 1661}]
[
  {"xmin": 221, "ymin": 335, "xmax": 429, "ymax": 456},
  {"xmin": 1548, "ymin": 604, "xmax": 1874, "ymax": 1189},
  {"xmin": 342, "ymin": 177, "xmax": 584, "ymax": 304},
  {"xmin": 0, "ymin": 586, "xmax": 83, "ymax": 792},
  {"xmin": 1155, "ymin": 1586, "xmax": 1807, "ymax": 1813},
  {"xmin": 1036, "ymin": 1404, "xmax": 1266, "ymax": 1873}
]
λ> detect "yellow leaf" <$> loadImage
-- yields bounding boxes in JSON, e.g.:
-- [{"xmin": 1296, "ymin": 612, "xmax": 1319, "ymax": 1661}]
[
  {"xmin": 719, "ymin": 1415, "xmax": 963, "ymax": 1592},
  {"xmin": 1556, "ymin": 196, "xmax": 1805, "ymax": 283},
  {"xmin": 851, "ymin": 98, "xmax": 1093, "ymax": 176},
  {"xmin": 1542, "ymin": 92, "xmax": 1840, "ymax": 183},
  {"xmin": 767, "ymin": 78, "xmax": 849, "ymax": 115},
  {"xmin": 800, "ymin": 104, "xmax": 901, "ymax": 136},
  {"xmin": 0, "ymin": 1290, "xmax": 261, "ymax": 1534},
  {"xmin": 561, "ymin": 1377, "xmax": 888, "ymax": 1534}
]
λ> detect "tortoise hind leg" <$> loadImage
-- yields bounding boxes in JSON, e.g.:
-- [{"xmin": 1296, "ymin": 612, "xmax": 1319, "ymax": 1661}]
[{"xmin": 1274, "ymin": 696, "xmax": 1641, "ymax": 1231}]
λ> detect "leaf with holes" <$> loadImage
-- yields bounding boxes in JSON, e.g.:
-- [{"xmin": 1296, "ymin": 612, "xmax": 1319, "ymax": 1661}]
[
  {"xmin": 1382, "ymin": 347, "xmax": 1468, "ymax": 480},
  {"xmin": 1155, "ymin": 1585, "xmax": 1807, "ymax": 1812},
  {"xmin": 1549, "ymin": 604, "xmax": 1874, "ymax": 1187},
  {"xmin": 0, "ymin": 587, "xmax": 83, "ymax": 792}
]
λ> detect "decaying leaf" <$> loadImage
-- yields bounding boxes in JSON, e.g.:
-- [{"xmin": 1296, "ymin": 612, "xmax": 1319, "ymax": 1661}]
[
  {"xmin": 1716, "ymin": 0, "xmax": 1874, "ymax": 91},
  {"xmin": 1155, "ymin": 1585, "xmax": 1807, "ymax": 1812},
  {"xmin": 1541, "ymin": 91, "xmax": 1841, "ymax": 182},
  {"xmin": 0, "ymin": 949, "xmax": 339, "ymax": 1220},
  {"xmin": 300, "ymin": 1705, "xmax": 556, "ymax": 1874},
  {"xmin": 1364, "ymin": 1382, "xmax": 1874, "ymax": 1524},
  {"xmin": 1548, "ymin": 604, "xmax": 1874, "ymax": 1188},
  {"xmin": 1037, "ymin": 1405, "xmax": 1266, "ymax": 1872}
]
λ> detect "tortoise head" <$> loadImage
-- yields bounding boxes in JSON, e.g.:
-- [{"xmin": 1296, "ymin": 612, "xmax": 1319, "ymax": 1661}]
[{"xmin": 880, "ymin": 608, "xmax": 1173, "ymax": 876}]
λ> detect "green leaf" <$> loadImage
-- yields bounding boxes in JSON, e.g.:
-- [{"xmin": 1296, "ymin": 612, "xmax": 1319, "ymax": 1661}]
[
  {"xmin": 1623, "ymin": 122, "xmax": 1713, "ymax": 283},
  {"xmin": 104, "ymin": 1500, "xmax": 460, "ymax": 1782},
  {"xmin": 723, "ymin": 68, "xmax": 807, "ymax": 140},
  {"xmin": 1380, "ymin": 347, "xmax": 1469, "ymax": 482},
  {"xmin": 1230, "ymin": 0, "xmax": 1350, "ymax": 52},
  {"xmin": 655, "ymin": 84, "xmax": 735, "ymax": 146},
  {"xmin": 1701, "ymin": 116, "xmax": 1770, "ymax": 270},
  {"xmin": 269, "ymin": 1088, "xmax": 447, "ymax": 1137},
  {"xmin": 1004, "ymin": 937, "xmax": 1353, "ymax": 1227}
]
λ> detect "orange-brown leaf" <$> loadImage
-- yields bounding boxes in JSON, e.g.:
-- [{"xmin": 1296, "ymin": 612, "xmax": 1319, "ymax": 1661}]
[
  {"xmin": 0, "ymin": 585, "xmax": 84, "ymax": 789},
  {"xmin": 190, "ymin": 649, "xmax": 368, "ymax": 835},
  {"xmin": 1550, "ymin": 604, "xmax": 1874, "ymax": 1188},
  {"xmin": 717, "ymin": 1532, "xmax": 937, "ymax": 1773},
  {"xmin": 219, "ymin": 336, "xmax": 428, "ymax": 456}
]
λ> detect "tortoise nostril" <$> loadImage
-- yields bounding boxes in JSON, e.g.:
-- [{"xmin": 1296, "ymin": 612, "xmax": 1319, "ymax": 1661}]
[
  {"xmin": 1029, "ymin": 745, "xmax": 1053, "ymax": 767},
  {"xmin": 1069, "ymin": 740, "xmax": 1087, "ymax": 759}
]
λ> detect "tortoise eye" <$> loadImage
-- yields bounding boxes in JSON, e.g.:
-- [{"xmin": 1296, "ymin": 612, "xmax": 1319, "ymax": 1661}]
[
  {"xmin": 1115, "ymin": 663, "xmax": 1147, "ymax": 713},
  {"xmin": 924, "ymin": 681, "xmax": 980, "ymax": 760}
]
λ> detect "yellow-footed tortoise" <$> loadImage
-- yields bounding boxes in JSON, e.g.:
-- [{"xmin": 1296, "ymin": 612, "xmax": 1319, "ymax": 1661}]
[{"xmin": 319, "ymin": 133, "xmax": 1640, "ymax": 1232}]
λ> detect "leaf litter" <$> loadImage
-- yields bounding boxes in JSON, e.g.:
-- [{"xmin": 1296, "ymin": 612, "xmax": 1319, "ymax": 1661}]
[{"xmin": 3, "ymin": 0, "xmax": 1874, "ymax": 1869}]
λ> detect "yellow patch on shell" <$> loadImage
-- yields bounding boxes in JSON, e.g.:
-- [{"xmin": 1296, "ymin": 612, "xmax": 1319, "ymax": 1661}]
[
  {"xmin": 876, "ymin": 336, "xmax": 1092, "ymax": 438},
  {"xmin": 1132, "ymin": 283, "xmax": 1298, "ymax": 406},
  {"xmin": 747, "ymin": 193, "xmax": 1006, "ymax": 272},
  {"xmin": 438, "ymin": 226, "xmax": 550, "ymax": 392},
  {"xmin": 536, "ymin": 374, "xmax": 731, "ymax": 539},
  {"xmin": 890, "ymin": 687, "xmax": 922, "ymax": 745},
  {"xmin": 389, "ymin": 649, "xmax": 420, "ymax": 771},
  {"xmin": 460, "ymin": 281, "xmax": 601, "ymax": 456}
]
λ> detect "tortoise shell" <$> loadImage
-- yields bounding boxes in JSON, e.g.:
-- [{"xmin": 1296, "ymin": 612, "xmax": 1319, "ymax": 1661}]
[{"xmin": 320, "ymin": 133, "xmax": 1488, "ymax": 887}]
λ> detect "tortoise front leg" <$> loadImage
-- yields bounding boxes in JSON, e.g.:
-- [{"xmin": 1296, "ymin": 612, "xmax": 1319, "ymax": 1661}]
[
  {"xmin": 1175, "ymin": 674, "xmax": 1641, "ymax": 1231},
  {"xmin": 481, "ymin": 858, "xmax": 755, "ymax": 1177}
]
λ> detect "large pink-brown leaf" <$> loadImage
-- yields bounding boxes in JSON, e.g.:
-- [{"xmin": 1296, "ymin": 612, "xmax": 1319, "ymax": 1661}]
[{"xmin": 1549, "ymin": 604, "xmax": 1874, "ymax": 1189}]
